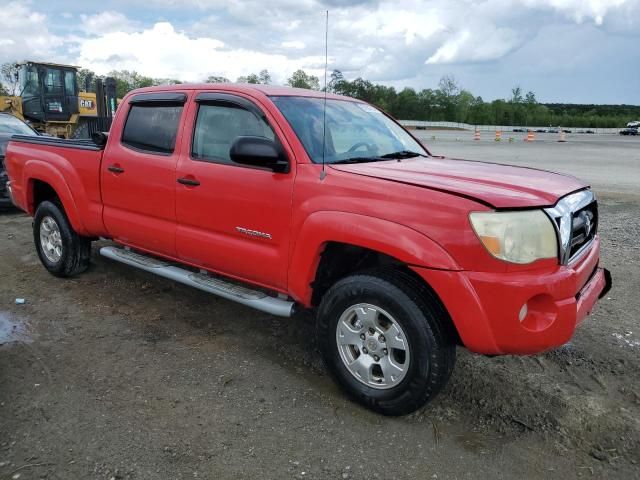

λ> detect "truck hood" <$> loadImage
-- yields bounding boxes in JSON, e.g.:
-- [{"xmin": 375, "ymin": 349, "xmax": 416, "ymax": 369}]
[{"xmin": 330, "ymin": 157, "xmax": 588, "ymax": 208}]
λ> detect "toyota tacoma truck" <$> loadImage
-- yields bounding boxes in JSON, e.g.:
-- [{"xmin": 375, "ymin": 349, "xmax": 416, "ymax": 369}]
[{"xmin": 5, "ymin": 84, "xmax": 611, "ymax": 415}]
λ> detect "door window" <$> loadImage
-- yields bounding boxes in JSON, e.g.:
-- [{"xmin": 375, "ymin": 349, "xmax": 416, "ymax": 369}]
[
  {"xmin": 191, "ymin": 103, "xmax": 274, "ymax": 164},
  {"xmin": 64, "ymin": 71, "xmax": 76, "ymax": 96},
  {"xmin": 122, "ymin": 104, "xmax": 184, "ymax": 154},
  {"xmin": 44, "ymin": 68, "xmax": 63, "ymax": 94}
]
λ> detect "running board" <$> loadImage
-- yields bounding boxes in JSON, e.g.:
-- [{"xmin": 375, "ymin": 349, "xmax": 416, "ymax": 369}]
[{"xmin": 99, "ymin": 246, "xmax": 295, "ymax": 317}]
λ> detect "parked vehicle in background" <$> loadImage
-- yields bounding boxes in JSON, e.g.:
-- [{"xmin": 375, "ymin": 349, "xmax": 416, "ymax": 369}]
[
  {"xmin": 5, "ymin": 84, "xmax": 612, "ymax": 415},
  {"xmin": 512, "ymin": 128, "xmax": 525, "ymax": 132},
  {"xmin": 535, "ymin": 128, "xmax": 546, "ymax": 133},
  {"xmin": 0, "ymin": 113, "xmax": 39, "ymax": 209},
  {"xmin": 626, "ymin": 121, "xmax": 640, "ymax": 128},
  {"xmin": 619, "ymin": 127, "xmax": 638, "ymax": 136}
]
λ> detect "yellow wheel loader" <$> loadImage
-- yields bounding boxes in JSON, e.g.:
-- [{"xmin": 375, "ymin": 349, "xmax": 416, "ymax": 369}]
[{"xmin": 0, "ymin": 61, "xmax": 117, "ymax": 138}]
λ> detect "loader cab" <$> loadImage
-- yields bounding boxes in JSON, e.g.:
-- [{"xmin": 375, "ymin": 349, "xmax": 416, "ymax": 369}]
[{"xmin": 18, "ymin": 62, "xmax": 80, "ymax": 123}]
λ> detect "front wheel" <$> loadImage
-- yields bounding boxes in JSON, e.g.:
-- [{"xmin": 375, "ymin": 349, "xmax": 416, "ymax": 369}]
[
  {"xmin": 316, "ymin": 270, "xmax": 456, "ymax": 415},
  {"xmin": 34, "ymin": 200, "xmax": 91, "ymax": 277}
]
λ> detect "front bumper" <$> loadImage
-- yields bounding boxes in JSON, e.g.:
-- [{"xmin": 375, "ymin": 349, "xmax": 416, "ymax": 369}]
[{"xmin": 413, "ymin": 236, "xmax": 611, "ymax": 355}]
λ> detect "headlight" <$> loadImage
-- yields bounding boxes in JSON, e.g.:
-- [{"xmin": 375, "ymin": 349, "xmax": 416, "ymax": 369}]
[{"xmin": 469, "ymin": 210, "xmax": 558, "ymax": 264}]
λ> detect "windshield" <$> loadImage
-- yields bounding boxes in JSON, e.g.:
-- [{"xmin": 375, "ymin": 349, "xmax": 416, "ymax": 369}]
[
  {"xmin": 0, "ymin": 114, "xmax": 37, "ymax": 135},
  {"xmin": 270, "ymin": 96, "xmax": 427, "ymax": 164}
]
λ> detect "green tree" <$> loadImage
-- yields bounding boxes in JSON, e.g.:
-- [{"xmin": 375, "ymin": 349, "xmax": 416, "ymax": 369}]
[
  {"xmin": 258, "ymin": 69, "xmax": 271, "ymax": 84},
  {"xmin": 328, "ymin": 69, "xmax": 345, "ymax": 93},
  {"xmin": 1, "ymin": 62, "xmax": 20, "ymax": 96},
  {"xmin": 77, "ymin": 68, "xmax": 97, "ymax": 92},
  {"xmin": 108, "ymin": 70, "xmax": 154, "ymax": 97},
  {"xmin": 206, "ymin": 75, "xmax": 230, "ymax": 83},
  {"xmin": 525, "ymin": 91, "xmax": 537, "ymax": 105},
  {"xmin": 287, "ymin": 69, "xmax": 320, "ymax": 90},
  {"xmin": 236, "ymin": 73, "xmax": 260, "ymax": 84},
  {"xmin": 153, "ymin": 78, "xmax": 182, "ymax": 86},
  {"xmin": 455, "ymin": 90, "xmax": 476, "ymax": 123},
  {"xmin": 510, "ymin": 86, "xmax": 523, "ymax": 104}
]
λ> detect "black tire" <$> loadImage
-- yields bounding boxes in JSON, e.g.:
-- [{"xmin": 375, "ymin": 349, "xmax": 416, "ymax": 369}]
[
  {"xmin": 316, "ymin": 269, "xmax": 456, "ymax": 415},
  {"xmin": 33, "ymin": 200, "xmax": 91, "ymax": 277}
]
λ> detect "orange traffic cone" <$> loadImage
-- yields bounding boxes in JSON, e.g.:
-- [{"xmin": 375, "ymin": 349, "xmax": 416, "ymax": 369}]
[
  {"xmin": 474, "ymin": 129, "xmax": 480, "ymax": 141},
  {"xmin": 495, "ymin": 130, "xmax": 502, "ymax": 142},
  {"xmin": 525, "ymin": 130, "xmax": 535, "ymax": 142},
  {"xmin": 558, "ymin": 130, "xmax": 566, "ymax": 142}
]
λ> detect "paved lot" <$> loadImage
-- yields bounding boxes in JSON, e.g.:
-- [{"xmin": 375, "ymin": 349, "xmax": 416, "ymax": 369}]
[
  {"xmin": 1, "ymin": 136, "xmax": 639, "ymax": 479},
  {"xmin": 415, "ymin": 130, "xmax": 640, "ymax": 199}
]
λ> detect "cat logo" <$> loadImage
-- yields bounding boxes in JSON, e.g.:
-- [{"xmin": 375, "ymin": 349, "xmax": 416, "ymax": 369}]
[{"xmin": 80, "ymin": 99, "xmax": 95, "ymax": 109}]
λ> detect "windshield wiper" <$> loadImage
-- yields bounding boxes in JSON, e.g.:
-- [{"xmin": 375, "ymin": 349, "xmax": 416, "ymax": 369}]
[
  {"xmin": 330, "ymin": 157, "xmax": 390, "ymax": 165},
  {"xmin": 379, "ymin": 150, "xmax": 427, "ymax": 159}
]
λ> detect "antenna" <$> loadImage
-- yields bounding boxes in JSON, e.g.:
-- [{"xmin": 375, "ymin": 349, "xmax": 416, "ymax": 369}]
[{"xmin": 320, "ymin": 10, "xmax": 329, "ymax": 180}]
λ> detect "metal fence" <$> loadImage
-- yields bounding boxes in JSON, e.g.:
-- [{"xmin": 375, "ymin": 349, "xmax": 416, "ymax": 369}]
[{"xmin": 398, "ymin": 120, "xmax": 620, "ymax": 135}]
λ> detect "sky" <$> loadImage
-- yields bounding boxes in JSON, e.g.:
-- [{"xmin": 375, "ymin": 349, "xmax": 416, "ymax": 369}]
[{"xmin": 0, "ymin": 0, "xmax": 639, "ymax": 104}]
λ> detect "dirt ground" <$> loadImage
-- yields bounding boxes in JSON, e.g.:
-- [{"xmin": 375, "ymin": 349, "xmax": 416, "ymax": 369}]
[{"xmin": 1, "ymin": 139, "xmax": 639, "ymax": 479}]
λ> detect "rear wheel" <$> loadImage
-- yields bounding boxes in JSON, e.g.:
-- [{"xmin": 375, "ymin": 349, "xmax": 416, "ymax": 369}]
[
  {"xmin": 34, "ymin": 200, "xmax": 91, "ymax": 277},
  {"xmin": 316, "ymin": 269, "xmax": 456, "ymax": 415}
]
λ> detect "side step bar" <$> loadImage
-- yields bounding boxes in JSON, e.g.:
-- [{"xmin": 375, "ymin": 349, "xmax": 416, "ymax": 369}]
[{"xmin": 99, "ymin": 246, "xmax": 295, "ymax": 317}]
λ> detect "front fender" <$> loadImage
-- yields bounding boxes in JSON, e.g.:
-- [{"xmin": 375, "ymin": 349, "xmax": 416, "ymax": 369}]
[{"xmin": 288, "ymin": 210, "xmax": 461, "ymax": 306}]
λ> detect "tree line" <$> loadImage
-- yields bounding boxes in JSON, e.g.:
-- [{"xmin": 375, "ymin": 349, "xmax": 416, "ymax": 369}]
[
  {"xmin": 73, "ymin": 67, "xmax": 640, "ymax": 128},
  {"xmin": 327, "ymin": 71, "xmax": 640, "ymax": 128},
  {"xmin": 2, "ymin": 61, "xmax": 638, "ymax": 128}
]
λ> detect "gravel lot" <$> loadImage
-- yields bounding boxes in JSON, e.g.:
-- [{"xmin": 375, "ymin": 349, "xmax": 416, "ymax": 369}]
[{"xmin": 1, "ymin": 135, "xmax": 639, "ymax": 479}]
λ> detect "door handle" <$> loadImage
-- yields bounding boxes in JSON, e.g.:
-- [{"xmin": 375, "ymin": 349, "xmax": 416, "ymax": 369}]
[
  {"xmin": 107, "ymin": 165, "xmax": 125, "ymax": 174},
  {"xmin": 177, "ymin": 177, "xmax": 200, "ymax": 187}
]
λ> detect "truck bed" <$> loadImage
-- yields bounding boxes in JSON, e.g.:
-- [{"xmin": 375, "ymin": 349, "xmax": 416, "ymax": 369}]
[
  {"xmin": 10, "ymin": 134, "xmax": 104, "ymax": 151},
  {"xmin": 6, "ymin": 134, "xmax": 107, "ymax": 236}
]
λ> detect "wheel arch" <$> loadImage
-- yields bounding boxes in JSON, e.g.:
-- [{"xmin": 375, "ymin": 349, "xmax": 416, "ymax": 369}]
[
  {"xmin": 287, "ymin": 211, "xmax": 461, "ymax": 308},
  {"xmin": 25, "ymin": 161, "xmax": 86, "ymax": 235}
]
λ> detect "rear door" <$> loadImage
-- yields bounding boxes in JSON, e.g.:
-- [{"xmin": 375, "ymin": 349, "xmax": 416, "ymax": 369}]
[
  {"xmin": 101, "ymin": 92, "xmax": 187, "ymax": 257},
  {"xmin": 175, "ymin": 92, "xmax": 295, "ymax": 290}
]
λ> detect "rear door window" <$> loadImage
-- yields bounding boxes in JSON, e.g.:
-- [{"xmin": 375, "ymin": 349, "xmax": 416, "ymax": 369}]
[{"xmin": 122, "ymin": 104, "xmax": 184, "ymax": 154}]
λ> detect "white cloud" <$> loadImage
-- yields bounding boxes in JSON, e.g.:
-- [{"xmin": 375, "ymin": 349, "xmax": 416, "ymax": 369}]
[
  {"xmin": 282, "ymin": 40, "xmax": 306, "ymax": 49},
  {"xmin": 79, "ymin": 11, "xmax": 137, "ymax": 34},
  {"xmin": 0, "ymin": 1, "xmax": 63, "ymax": 62},
  {"xmin": 0, "ymin": 0, "xmax": 638, "ymax": 103},
  {"xmin": 77, "ymin": 22, "xmax": 325, "ymax": 82},
  {"xmin": 523, "ymin": 0, "xmax": 628, "ymax": 24}
]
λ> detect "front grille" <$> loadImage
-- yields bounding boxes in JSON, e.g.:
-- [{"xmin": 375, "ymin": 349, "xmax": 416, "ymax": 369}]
[
  {"xmin": 545, "ymin": 189, "xmax": 598, "ymax": 265},
  {"xmin": 569, "ymin": 201, "xmax": 598, "ymax": 258}
]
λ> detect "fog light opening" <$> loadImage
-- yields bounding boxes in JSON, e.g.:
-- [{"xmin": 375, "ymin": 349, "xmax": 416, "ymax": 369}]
[
  {"xmin": 520, "ymin": 294, "xmax": 558, "ymax": 333},
  {"xmin": 518, "ymin": 303, "xmax": 528, "ymax": 322}
]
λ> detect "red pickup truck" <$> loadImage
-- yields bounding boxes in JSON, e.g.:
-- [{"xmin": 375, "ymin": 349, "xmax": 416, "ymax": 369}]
[{"xmin": 5, "ymin": 84, "xmax": 611, "ymax": 415}]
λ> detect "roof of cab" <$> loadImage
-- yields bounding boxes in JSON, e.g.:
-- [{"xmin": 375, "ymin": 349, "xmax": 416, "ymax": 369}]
[{"xmin": 129, "ymin": 83, "xmax": 361, "ymax": 102}]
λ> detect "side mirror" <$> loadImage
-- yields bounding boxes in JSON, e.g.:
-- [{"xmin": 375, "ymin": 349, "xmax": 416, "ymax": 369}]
[
  {"xmin": 229, "ymin": 136, "xmax": 289, "ymax": 173},
  {"xmin": 91, "ymin": 131, "xmax": 109, "ymax": 147}
]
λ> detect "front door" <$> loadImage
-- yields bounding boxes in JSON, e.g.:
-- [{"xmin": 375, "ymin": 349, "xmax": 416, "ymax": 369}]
[
  {"xmin": 175, "ymin": 92, "xmax": 295, "ymax": 290},
  {"xmin": 101, "ymin": 92, "xmax": 187, "ymax": 257}
]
